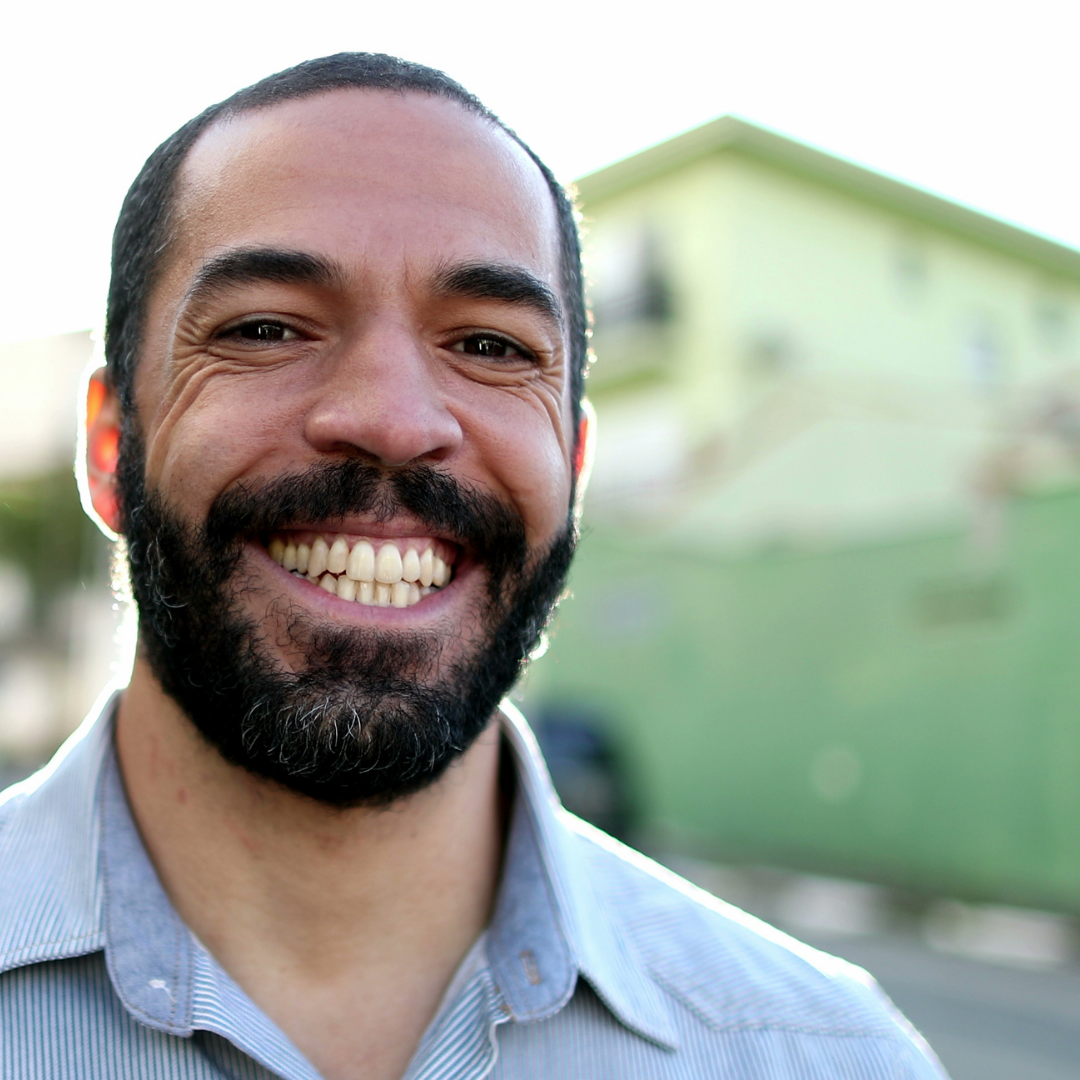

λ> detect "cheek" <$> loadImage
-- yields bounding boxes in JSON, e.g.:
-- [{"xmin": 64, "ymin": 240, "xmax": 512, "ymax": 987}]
[
  {"xmin": 478, "ymin": 418, "xmax": 573, "ymax": 541},
  {"xmin": 449, "ymin": 378, "xmax": 575, "ymax": 540},
  {"xmin": 146, "ymin": 379, "xmax": 301, "ymax": 510}
]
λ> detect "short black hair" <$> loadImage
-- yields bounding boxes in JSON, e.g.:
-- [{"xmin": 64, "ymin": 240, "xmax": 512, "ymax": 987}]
[{"xmin": 105, "ymin": 52, "xmax": 587, "ymax": 423}]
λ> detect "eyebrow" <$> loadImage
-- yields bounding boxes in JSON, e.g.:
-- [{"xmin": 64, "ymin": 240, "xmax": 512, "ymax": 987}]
[
  {"xmin": 181, "ymin": 249, "xmax": 563, "ymax": 328},
  {"xmin": 183, "ymin": 248, "xmax": 347, "ymax": 310},
  {"xmin": 432, "ymin": 262, "xmax": 564, "ymax": 328}
]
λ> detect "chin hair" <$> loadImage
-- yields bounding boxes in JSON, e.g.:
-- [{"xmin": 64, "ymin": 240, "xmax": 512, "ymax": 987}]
[{"xmin": 117, "ymin": 442, "xmax": 575, "ymax": 806}]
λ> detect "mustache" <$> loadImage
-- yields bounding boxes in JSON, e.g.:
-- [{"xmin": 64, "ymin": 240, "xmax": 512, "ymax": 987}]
[{"xmin": 204, "ymin": 458, "xmax": 529, "ymax": 582}]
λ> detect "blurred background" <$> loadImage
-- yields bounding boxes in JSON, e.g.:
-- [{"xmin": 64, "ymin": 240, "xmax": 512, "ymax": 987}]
[{"xmin": 5, "ymin": 2, "xmax": 1080, "ymax": 1075}]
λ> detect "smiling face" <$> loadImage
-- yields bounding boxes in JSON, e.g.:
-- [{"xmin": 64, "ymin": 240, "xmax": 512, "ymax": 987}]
[{"xmin": 93, "ymin": 89, "xmax": 581, "ymax": 804}]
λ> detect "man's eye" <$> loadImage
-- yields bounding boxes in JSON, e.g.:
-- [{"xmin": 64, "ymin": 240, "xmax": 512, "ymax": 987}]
[
  {"xmin": 223, "ymin": 321, "xmax": 298, "ymax": 343},
  {"xmin": 450, "ymin": 334, "xmax": 533, "ymax": 361}
]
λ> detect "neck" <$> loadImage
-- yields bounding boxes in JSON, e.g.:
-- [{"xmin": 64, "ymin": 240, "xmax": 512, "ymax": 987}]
[{"xmin": 115, "ymin": 653, "xmax": 505, "ymax": 1080}]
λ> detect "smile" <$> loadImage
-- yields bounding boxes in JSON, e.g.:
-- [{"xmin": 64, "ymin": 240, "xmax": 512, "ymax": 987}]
[{"xmin": 266, "ymin": 532, "xmax": 456, "ymax": 608}]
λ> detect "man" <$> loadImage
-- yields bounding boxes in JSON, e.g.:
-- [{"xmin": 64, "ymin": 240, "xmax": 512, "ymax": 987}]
[{"xmin": 0, "ymin": 54, "xmax": 946, "ymax": 1079}]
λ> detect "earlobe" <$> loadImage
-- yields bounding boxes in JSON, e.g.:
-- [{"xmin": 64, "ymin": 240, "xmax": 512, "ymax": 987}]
[{"xmin": 82, "ymin": 368, "xmax": 122, "ymax": 538}]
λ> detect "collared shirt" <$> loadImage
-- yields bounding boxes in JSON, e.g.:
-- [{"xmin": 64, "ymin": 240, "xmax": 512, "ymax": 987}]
[{"xmin": 0, "ymin": 689, "xmax": 947, "ymax": 1079}]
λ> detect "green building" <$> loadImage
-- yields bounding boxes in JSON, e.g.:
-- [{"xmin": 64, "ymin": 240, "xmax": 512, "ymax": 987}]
[{"xmin": 522, "ymin": 117, "xmax": 1080, "ymax": 913}]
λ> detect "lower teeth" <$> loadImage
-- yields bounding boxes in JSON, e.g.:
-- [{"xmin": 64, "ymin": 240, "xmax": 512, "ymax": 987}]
[{"xmin": 290, "ymin": 569, "xmax": 438, "ymax": 608}]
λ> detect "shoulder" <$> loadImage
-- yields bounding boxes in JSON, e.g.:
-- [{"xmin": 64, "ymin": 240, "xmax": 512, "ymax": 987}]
[
  {"xmin": 0, "ymin": 700, "xmax": 117, "ymax": 975},
  {"xmin": 0, "ymin": 782, "xmax": 27, "ymax": 834},
  {"xmin": 566, "ymin": 815, "xmax": 945, "ymax": 1073}
]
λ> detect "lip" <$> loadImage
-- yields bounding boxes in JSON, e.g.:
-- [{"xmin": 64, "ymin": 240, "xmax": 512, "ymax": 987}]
[{"xmin": 245, "ymin": 537, "xmax": 476, "ymax": 623}]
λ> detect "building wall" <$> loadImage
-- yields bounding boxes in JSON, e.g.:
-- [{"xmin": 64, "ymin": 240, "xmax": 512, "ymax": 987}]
[
  {"xmin": 0, "ymin": 331, "xmax": 96, "ymax": 479},
  {"xmin": 526, "ymin": 490, "xmax": 1080, "ymax": 912},
  {"xmin": 581, "ymin": 148, "xmax": 1080, "ymax": 546},
  {"xmin": 724, "ymin": 155, "xmax": 1080, "ymax": 393}
]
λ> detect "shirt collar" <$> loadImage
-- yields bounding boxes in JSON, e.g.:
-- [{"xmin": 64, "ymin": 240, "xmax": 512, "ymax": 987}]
[
  {"xmin": 99, "ymin": 741, "xmax": 198, "ymax": 1034},
  {"xmin": 0, "ymin": 689, "xmax": 676, "ymax": 1049},
  {"xmin": 495, "ymin": 701, "xmax": 678, "ymax": 1048}
]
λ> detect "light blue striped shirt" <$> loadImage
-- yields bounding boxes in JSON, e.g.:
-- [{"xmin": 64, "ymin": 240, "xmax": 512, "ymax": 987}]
[{"xmin": 0, "ymin": 691, "xmax": 947, "ymax": 1078}]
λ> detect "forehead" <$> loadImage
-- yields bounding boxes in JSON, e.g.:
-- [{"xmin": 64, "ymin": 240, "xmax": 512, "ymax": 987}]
[{"xmin": 169, "ymin": 89, "xmax": 562, "ymax": 284}]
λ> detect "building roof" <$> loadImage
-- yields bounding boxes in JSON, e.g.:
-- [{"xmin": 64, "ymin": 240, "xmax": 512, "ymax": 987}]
[{"xmin": 576, "ymin": 116, "xmax": 1080, "ymax": 279}]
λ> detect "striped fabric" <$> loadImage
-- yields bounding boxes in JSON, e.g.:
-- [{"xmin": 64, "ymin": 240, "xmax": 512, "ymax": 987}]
[{"xmin": 0, "ymin": 689, "xmax": 949, "ymax": 1078}]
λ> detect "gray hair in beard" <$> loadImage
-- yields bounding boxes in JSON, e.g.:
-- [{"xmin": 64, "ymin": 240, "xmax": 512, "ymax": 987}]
[{"xmin": 117, "ymin": 440, "xmax": 576, "ymax": 806}]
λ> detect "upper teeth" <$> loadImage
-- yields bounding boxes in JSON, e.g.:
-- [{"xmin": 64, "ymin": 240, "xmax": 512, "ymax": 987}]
[{"xmin": 266, "ymin": 534, "xmax": 452, "ymax": 608}]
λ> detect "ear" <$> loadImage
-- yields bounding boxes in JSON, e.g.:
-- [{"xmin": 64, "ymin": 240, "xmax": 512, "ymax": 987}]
[
  {"xmin": 83, "ymin": 368, "xmax": 122, "ymax": 538},
  {"xmin": 571, "ymin": 397, "xmax": 596, "ymax": 519}
]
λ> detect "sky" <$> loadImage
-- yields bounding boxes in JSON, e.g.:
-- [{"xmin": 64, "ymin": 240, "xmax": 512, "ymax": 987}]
[{"xmin": 3, "ymin": 0, "xmax": 1079, "ymax": 346}]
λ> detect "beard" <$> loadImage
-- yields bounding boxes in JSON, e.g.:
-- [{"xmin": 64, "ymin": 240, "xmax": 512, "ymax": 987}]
[{"xmin": 116, "ymin": 434, "xmax": 576, "ymax": 807}]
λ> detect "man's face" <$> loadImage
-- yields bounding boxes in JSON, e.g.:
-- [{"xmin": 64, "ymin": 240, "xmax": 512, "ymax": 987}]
[{"xmin": 112, "ymin": 90, "xmax": 578, "ymax": 803}]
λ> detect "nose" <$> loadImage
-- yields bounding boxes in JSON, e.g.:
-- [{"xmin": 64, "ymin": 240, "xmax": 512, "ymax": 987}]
[{"xmin": 303, "ymin": 322, "xmax": 463, "ymax": 467}]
